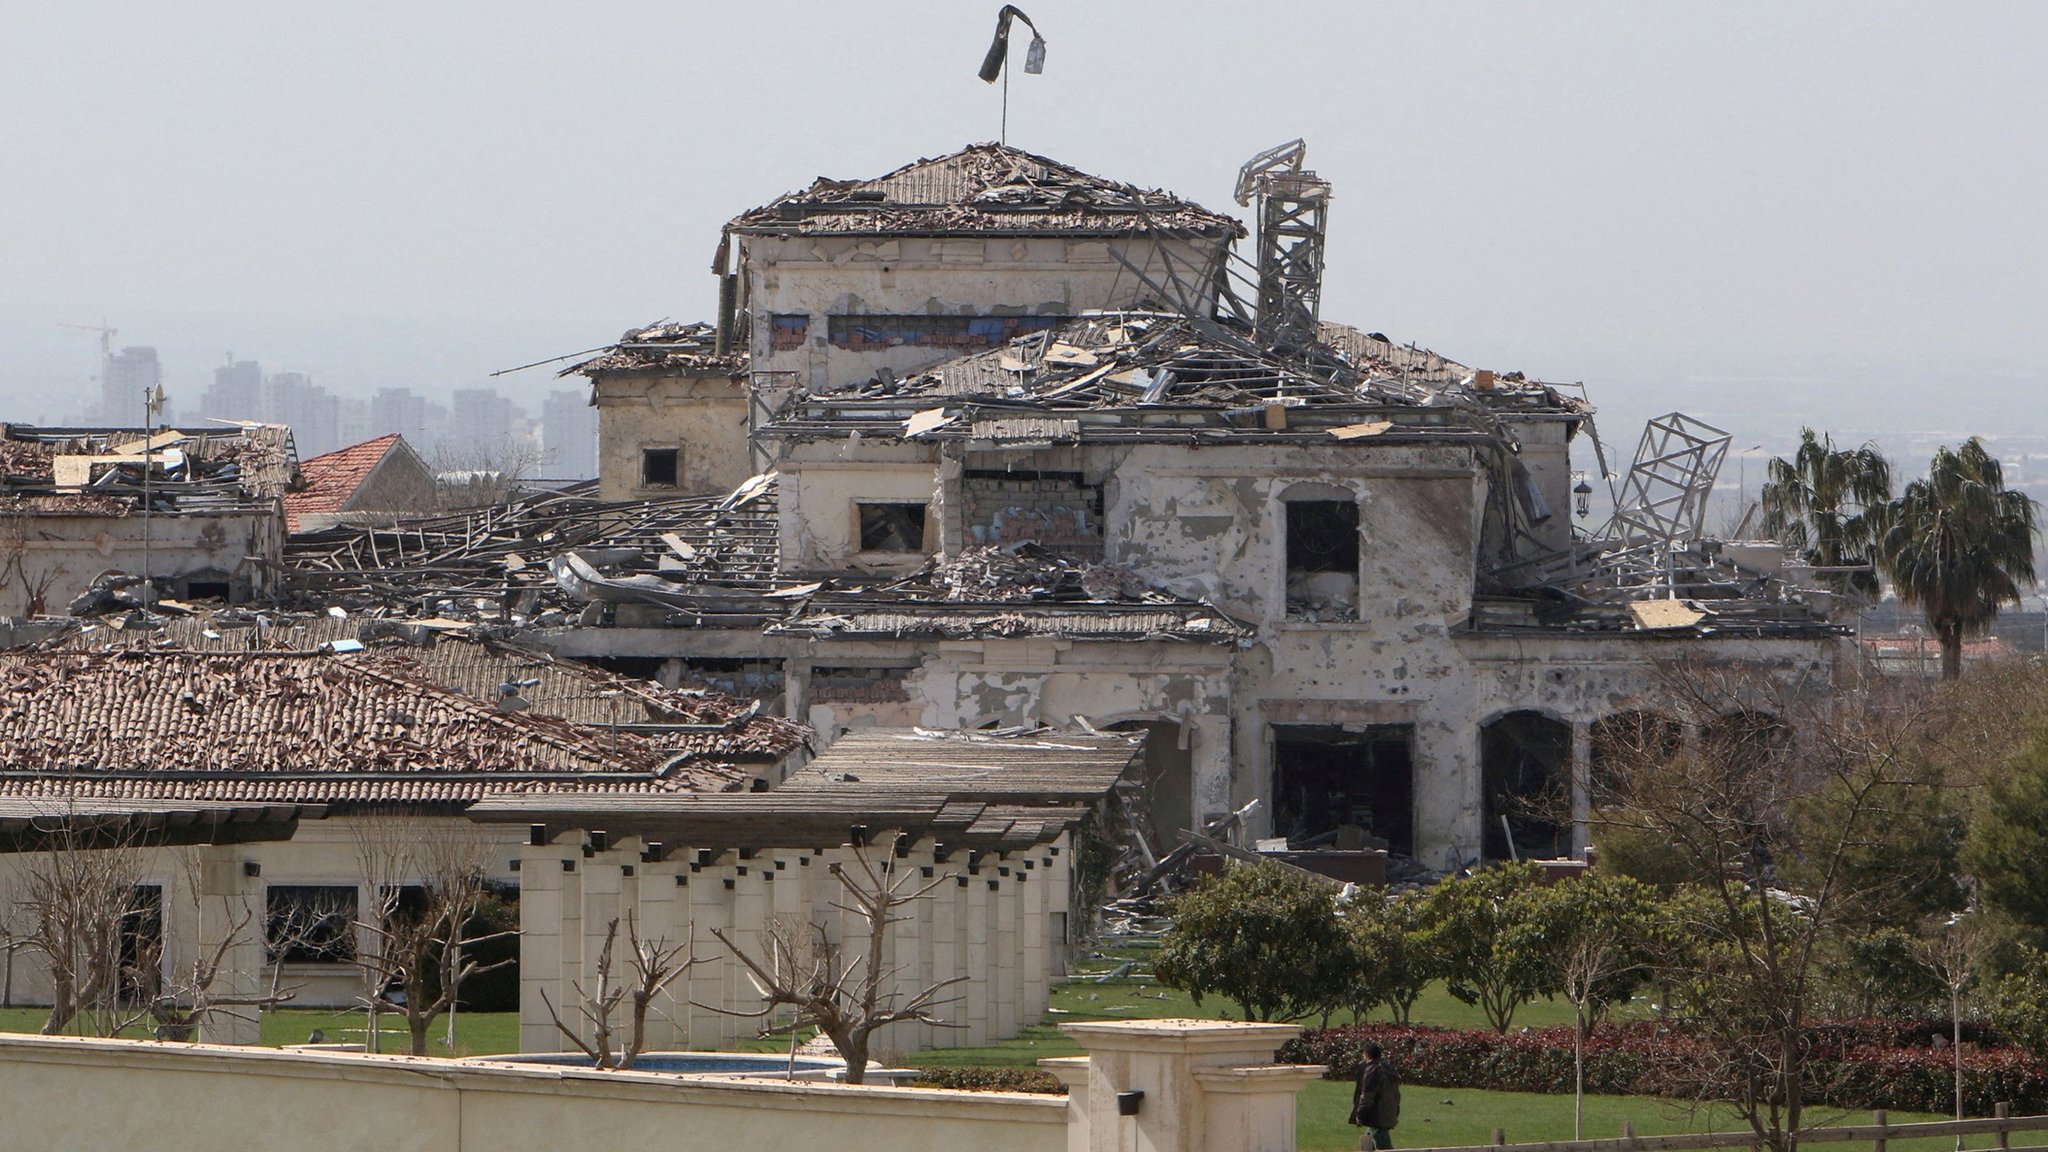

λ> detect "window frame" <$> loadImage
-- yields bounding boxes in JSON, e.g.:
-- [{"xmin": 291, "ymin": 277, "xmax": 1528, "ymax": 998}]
[{"xmin": 639, "ymin": 446, "xmax": 682, "ymax": 489}]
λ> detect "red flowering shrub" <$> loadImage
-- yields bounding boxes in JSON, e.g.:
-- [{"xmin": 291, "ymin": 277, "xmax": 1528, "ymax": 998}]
[{"xmin": 1280, "ymin": 1022, "xmax": 2048, "ymax": 1113}]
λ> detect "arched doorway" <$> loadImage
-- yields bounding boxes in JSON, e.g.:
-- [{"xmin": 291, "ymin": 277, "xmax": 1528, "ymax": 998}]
[
  {"xmin": 1588, "ymin": 710, "xmax": 1683, "ymax": 807},
  {"xmin": 1481, "ymin": 710, "xmax": 1571, "ymax": 861}
]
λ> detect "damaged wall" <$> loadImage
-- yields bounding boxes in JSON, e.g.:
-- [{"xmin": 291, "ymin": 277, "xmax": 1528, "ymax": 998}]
[
  {"xmin": 592, "ymin": 374, "xmax": 753, "ymax": 501},
  {"xmin": 0, "ymin": 507, "xmax": 282, "ymax": 616},
  {"xmin": 743, "ymin": 234, "xmax": 1227, "ymax": 390}
]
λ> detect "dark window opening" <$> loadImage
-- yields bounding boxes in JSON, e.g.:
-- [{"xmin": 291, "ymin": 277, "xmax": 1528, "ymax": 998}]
[
  {"xmin": 641, "ymin": 447, "xmax": 680, "ymax": 488},
  {"xmin": 578, "ymin": 655, "xmax": 667, "ymax": 682},
  {"xmin": 1109, "ymin": 720, "xmax": 1193, "ymax": 852},
  {"xmin": 828, "ymin": 314, "xmax": 1067, "ymax": 352},
  {"xmin": 267, "ymin": 884, "xmax": 358, "ymax": 964},
  {"xmin": 770, "ymin": 314, "xmax": 810, "ymax": 352},
  {"xmin": 1271, "ymin": 724, "xmax": 1415, "ymax": 856},
  {"xmin": 1481, "ymin": 711, "xmax": 1571, "ymax": 861},
  {"xmin": 183, "ymin": 580, "xmax": 232, "ymax": 602},
  {"xmin": 1589, "ymin": 711, "xmax": 1682, "ymax": 807},
  {"xmin": 858, "ymin": 502, "xmax": 927, "ymax": 552},
  {"xmin": 119, "ymin": 885, "xmax": 164, "ymax": 1000},
  {"xmin": 676, "ymin": 658, "xmax": 784, "ymax": 702},
  {"xmin": 1285, "ymin": 499, "xmax": 1359, "ymax": 620}
]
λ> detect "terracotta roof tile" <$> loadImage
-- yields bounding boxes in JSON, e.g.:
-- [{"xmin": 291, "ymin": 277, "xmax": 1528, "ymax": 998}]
[
  {"xmin": 0, "ymin": 650, "xmax": 763, "ymax": 805},
  {"xmin": 285, "ymin": 434, "xmax": 402, "ymax": 532}
]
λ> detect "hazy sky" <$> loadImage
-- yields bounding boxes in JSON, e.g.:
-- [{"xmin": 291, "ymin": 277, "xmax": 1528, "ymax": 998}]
[{"xmin": 3, "ymin": 2, "xmax": 2044, "ymax": 450}]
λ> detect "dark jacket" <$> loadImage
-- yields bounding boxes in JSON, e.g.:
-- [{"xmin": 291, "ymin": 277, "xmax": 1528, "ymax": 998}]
[{"xmin": 1350, "ymin": 1057, "xmax": 1401, "ymax": 1129}]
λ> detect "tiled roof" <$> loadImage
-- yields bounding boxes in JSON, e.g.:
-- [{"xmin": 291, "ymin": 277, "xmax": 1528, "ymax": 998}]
[
  {"xmin": 45, "ymin": 619, "xmax": 809, "ymax": 765},
  {"xmin": 728, "ymin": 143, "xmax": 1244, "ymax": 238},
  {"xmin": 284, "ymin": 434, "xmax": 402, "ymax": 532},
  {"xmin": 0, "ymin": 423, "xmax": 298, "ymax": 512},
  {"xmin": 561, "ymin": 322, "xmax": 748, "ymax": 379},
  {"xmin": 0, "ymin": 650, "xmax": 760, "ymax": 805}
]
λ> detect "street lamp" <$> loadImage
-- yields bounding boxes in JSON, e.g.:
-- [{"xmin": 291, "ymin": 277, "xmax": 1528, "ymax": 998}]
[{"xmin": 1572, "ymin": 475, "xmax": 1594, "ymax": 519}]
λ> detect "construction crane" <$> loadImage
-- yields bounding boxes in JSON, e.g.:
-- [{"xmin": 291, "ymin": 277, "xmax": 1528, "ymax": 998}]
[
  {"xmin": 1233, "ymin": 140, "xmax": 1332, "ymax": 354},
  {"xmin": 57, "ymin": 321, "xmax": 117, "ymax": 361}
]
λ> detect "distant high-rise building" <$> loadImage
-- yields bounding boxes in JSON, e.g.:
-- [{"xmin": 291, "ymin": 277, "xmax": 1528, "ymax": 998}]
[
  {"xmin": 100, "ymin": 347, "xmax": 162, "ymax": 424},
  {"xmin": 199, "ymin": 360, "xmax": 265, "ymax": 422},
  {"xmin": 369, "ymin": 388, "xmax": 451, "ymax": 451},
  {"xmin": 541, "ymin": 389, "xmax": 597, "ymax": 479},
  {"xmin": 450, "ymin": 388, "xmax": 520, "ymax": 447},
  {"xmin": 263, "ymin": 371, "xmax": 343, "ymax": 457}
]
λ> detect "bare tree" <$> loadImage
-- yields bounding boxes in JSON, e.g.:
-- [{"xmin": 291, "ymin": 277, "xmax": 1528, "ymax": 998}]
[
  {"xmin": 0, "ymin": 509, "xmax": 61, "ymax": 617},
  {"xmin": 539, "ymin": 913, "xmax": 701, "ymax": 1069},
  {"xmin": 350, "ymin": 818, "xmax": 516, "ymax": 1055},
  {"xmin": 429, "ymin": 437, "xmax": 552, "ymax": 512},
  {"xmin": 709, "ymin": 847, "xmax": 964, "ymax": 1083},
  {"xmin": 126, "ymin": 850, "xmax": 301, "ymax": 1041},
  {"xmin": 1591, "ymin": 659, "xmax": 1957, "ymax": 1152},
  {"xmin": 18, "ymin": 820, "xmax": 150, "ymax": 1036}
]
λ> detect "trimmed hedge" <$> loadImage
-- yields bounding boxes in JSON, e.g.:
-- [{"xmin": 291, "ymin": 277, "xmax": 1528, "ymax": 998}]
[
  {"xmin": 1281, "ymin": 1022, "xmax": 2048, "ymax": 1114},
  {"xmin": 911, "ymin": 1066, "xmax": 1067, "ymax": 1094}
]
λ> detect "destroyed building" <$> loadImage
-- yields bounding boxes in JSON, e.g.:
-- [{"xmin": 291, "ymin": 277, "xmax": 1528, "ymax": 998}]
[
  {"xmin": 521, "ymin": 142, "xmax": 1847, "ymax": 870},
  {"xmin": 11, "ymin": 143, "xmax": 1850, "ymax": 884},
  {"xmin": 0, "ymin": 423, "xmax": 297, "ymax": 615}
]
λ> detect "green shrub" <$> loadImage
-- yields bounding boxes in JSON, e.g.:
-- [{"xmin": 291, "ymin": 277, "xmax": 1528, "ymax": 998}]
[
  {"xmin": 1154, "ymin": 863, "xmax": 1352, "ymax": 1023},
  {"xmin": 912, "ymin": 1066, "xmax": 1066, "ymax": 1094}
]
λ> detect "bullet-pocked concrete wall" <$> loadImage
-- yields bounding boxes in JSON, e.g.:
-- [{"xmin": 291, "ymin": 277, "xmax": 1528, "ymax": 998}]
[{"xmin": 761, "ymin": 434, "xmax": 1847, "ymax": 868}]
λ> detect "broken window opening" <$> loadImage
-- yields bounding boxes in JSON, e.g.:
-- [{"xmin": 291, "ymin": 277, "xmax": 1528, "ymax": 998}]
[
  {"xmin": 857, "ymin": 502, "xmax": 928, "ymax": 553},
  {"xmin": 827, "ymin": 314, "xmax": 1067, "ymax": 353},
  {"xmin": 961, "ymin": 470, "xmax": 1104, "ymax": 557},
  {"xmin": 769, "ymin": 314, "xmax": 810, "ymax": 352},
  {"xmin": 1108, "ymin": 719, "xmax": 1193, "ymax": 853},
  {"xmin": 1284, "ymin": 499, "xmax": 1359, "ymax": 621},
  {"xmin": 1271, "ymin": 724, "xmax": 1414, "ymax": 857},
  {"xmin": 640, "ymin": 447, "xmax": 680, "ymax": 488},
  {"xmin": 810, "ymin": 665, "xmax": 914, "ymax": 704},
  {"xmin": 1480, "ymin": 711, "xmax": 1571, "ymax": 862},
  {"xmin": 266, "ymin": 884, "xmax": 358, "ymax": 964},
  {"xmin": 182, "ymin": 579, "xmax": 232, "ymax": 603}
]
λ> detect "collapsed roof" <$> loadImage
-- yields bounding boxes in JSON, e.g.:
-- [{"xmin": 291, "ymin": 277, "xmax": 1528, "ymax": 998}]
[
  {"xmin": 0, "ymin": 423, "xmax": 298, "ymax": 515},
  {"xmin": 727, "ymin": 143, "xmax": 1245, "ymax": 239},
  {"xmin": 561, "ymin": 321, "xmax": 748, "ymax": 379},
  {"xmin": 759, "ymin": 311, "xmax": 1583, "ymax": 446}
]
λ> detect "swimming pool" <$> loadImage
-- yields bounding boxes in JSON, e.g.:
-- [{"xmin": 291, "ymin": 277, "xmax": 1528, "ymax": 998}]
[{"xmin": 478, "ymin": 1052, "xmax": 846, "ymax": 1078}]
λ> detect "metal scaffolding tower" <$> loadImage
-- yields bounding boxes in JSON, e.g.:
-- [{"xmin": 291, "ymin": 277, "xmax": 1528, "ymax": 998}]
[{"xmin": 1234, "ymin": 140, "xmax": 1332, "ymax": 353}]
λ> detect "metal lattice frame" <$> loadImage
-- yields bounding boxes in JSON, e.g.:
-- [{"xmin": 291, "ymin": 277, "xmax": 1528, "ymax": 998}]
[
  {"xmin": 1584, "ymin": 412, "xmax": 1731, "ymax": 597},
  {"xmin": 1252, "ymin": 171, "xmax": 1331, "ymax": 352}
]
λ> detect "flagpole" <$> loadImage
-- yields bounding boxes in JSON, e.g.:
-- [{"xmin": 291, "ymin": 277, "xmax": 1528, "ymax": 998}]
[{"xmin": 1001, "ymin": 55, "xmax": 1009, "ymax": 144}]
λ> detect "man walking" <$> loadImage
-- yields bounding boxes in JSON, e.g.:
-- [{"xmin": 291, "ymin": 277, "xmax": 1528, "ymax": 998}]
[{"xmin": 1350, "ymin": 1042, "xmax": 1401, "ymax": 1151}]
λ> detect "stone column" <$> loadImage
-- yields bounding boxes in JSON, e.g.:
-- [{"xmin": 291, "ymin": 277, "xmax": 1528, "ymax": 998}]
[
  {"xmin": 990, "ymin": 858, "xmax": 1020, "ymax": 1042},
  {"xmin": 515, "ymin": 830, "xmax": 576, "ymax": 1052},
  {"xmin": 962, "ymin": 857, "xmax": 991, "ymax": 1046},
  {"xmin": 1038, "ymin": 1056, "xmax": 1092, "ymax": 1152},
  {"xmin": 1018, "ymin": 853, "xmax": 1048, "ymax": 1026},
  {"xmin": 633, "ymin": 841, "xmax": 684, "ymax": 1053},
  {"xmin": 1570, "ymin": 718, "xmax": 1593, "ymax": 857},
  {"xmin": 930, "ymin": 853, "xmax": 962, "ymax": 1049},
  {"xmin": 1061, "ymin": 1020, "xmax": 1323, "ymax": 1152},
  {"xmin": 1046, "ymin": 835, "xmax": 1073, "ymax": 978},
  {"xmin": 195, "ymin": 846, "xmax": 262, "ymax": 1046},
  {"xmin": 579, "ymin": 839, "xmax": 627, "ymax": 1050}
]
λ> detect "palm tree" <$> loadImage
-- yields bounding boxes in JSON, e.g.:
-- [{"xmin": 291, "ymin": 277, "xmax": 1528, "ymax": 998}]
[
  {"xmin": 1759, "ymin": 428, "xmax": 1893, "ymax": 605},
  {"xmin": 1878, "ymin": 438, "xmax": 2038, "ymax": 680}
]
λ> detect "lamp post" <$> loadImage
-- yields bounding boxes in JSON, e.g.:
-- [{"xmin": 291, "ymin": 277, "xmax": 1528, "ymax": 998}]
[{"xmin": 1572, "ymin": 473, "xmax": 1594, "ymax": 519}]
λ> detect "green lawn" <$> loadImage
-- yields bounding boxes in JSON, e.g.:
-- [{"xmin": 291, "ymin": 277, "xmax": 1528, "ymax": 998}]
[
  {"xmin": 0, "ymin": 1005, "xmax": 523, "ymax": 1056},
  {"xmin": 906, "ymin": 945, "xmax": 1957, "ymax": 1152}
]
